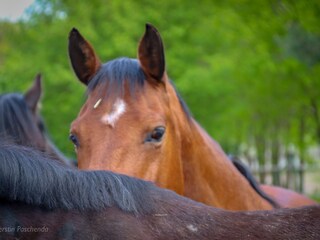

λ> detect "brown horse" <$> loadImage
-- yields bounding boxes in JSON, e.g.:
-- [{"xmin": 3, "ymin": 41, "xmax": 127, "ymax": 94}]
[
  {"xmin": 68, "ymin": 24, "xmax": 317, "ymax": 210},
  {"xmin": 0, "ymin": 74, "xmax": 72, "ymax": 166},
  {"xmin": 1, "ymin": 142, "xmax": 320, "ymax": 240}
]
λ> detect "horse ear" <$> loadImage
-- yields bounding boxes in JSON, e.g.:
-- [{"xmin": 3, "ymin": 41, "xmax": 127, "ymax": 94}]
[
  {"xmin": 68, "ymin": 28, "xmax": 101, "ymax": 85},
  {"xmin": 24, "ymin": 73, "xmax": 42, "ymax": 113},
  {"xmin": 138, "ymin": 23, "xmax": 165, "ymax": 82}
]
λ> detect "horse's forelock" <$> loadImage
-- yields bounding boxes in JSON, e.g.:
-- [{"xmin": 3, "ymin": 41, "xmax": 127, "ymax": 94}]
[{"xmin": 86, "ymin": 58, "xmax": 145, "ymax": 99}]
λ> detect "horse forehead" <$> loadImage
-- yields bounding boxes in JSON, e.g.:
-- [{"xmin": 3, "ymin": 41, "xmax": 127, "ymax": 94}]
[{"xmin": 101, "ymin": 98, "xmax": 127, "ymax": 127}]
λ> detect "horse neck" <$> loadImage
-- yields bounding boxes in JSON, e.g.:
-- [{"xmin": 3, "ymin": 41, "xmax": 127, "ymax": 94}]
[{"xmin": 179, "ymin": 119, "xmax": 272, "ymax": 210}]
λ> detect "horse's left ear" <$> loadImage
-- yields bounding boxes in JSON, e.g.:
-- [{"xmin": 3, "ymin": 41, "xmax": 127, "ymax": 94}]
[
  {"xmin": 24, "ymin": 73, "xmax": 42, "ymax": 113},
  {"xmin": 138, "ymin": 23, "xmax": 165, "ymax": 82}
]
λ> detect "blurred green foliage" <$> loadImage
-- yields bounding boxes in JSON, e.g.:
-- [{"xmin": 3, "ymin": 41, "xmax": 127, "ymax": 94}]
[{"xmin": 0, "ymin": 0, "xmax": 320, "ymax": 161}]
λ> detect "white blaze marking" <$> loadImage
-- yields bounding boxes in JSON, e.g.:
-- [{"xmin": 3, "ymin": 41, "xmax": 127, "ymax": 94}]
[
  {"xmin": 187, "ymin": 224, "xmax": 198, "ymax": 232},
  {"xmin": 101, "ymin": 98, "xmax": 126, "ymax": 127},
  {"xmin": 93, "ymin": 98, "xmax": 102, "ymax": 109}
]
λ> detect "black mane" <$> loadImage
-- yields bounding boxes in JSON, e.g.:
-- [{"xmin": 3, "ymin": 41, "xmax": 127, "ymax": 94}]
[
  {"xmin": 229, "ymin": 155, "xmax": 281, "ymax": 208},
  {"xmin": 0, "ymin": 93, "xmax": 44, "ymax": 146},
  {"xmin": 87, "ymin": 57, "xmax": 191, "ymax": 118},
  {"xmin": 87, "ymin": 58, "xmax": 145, "ymax": 99},
  {"xmin": 0, "ymin": 142, "xmax": 154, "ymax": 214}
]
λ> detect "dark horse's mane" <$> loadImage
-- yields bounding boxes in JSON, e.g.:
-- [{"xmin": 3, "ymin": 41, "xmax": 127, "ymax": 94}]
[
  {"xmin": 0, "ymin": 142, "xmax": 154, "ymax": 214},
  {"xmin": 87, "ymin": 57, "xmax": 192, "ymax": 117},
  {"xmin": 0, "ymin": 92, "xmax": 73, "ymax": 166},
  {"xmin": 0, "ymin": 93, "xmax": 45, "ymax": 146}
]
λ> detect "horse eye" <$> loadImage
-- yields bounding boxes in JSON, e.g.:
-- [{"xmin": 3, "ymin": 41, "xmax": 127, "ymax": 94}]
[
  {"xmin": 69, "ymin": 134, "xmax": 80, "ymax": 148},
  {"xmin": 145, "ymin": 127, "xmax": 165, "ymax": 143}
]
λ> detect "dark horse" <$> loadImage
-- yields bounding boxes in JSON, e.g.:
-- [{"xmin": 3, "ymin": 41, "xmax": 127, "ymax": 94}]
[
  {"xmin": 0, "ymin": 74, "xmax": 72, "ymax": 166},
  {"xmin": 0, "ymin": 142, "xmax": 320, "ymax": 239}
]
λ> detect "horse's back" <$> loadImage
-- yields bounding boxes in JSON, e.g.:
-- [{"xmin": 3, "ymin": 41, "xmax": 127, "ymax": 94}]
[{"xmin": 261, "ymin": 185, "xmax": 318, "ymax": 208}]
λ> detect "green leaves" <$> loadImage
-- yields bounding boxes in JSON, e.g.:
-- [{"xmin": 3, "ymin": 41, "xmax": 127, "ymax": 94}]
[{"xmin": 0, "ymin": 0, "xmax": 319, "ymax": 161}]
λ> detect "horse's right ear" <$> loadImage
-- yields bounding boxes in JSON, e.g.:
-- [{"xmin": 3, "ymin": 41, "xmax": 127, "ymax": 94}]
[
  {"xmin": 24, "ymin": 73, "xmax": 42, "ymax": 113},
  {"xmin": 138, "ymin": 23, "xmax": 165, "ymax": 82},
  {"xmin": 68, "ymin": 28, "xmax": 101, "ymax": 85}
]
